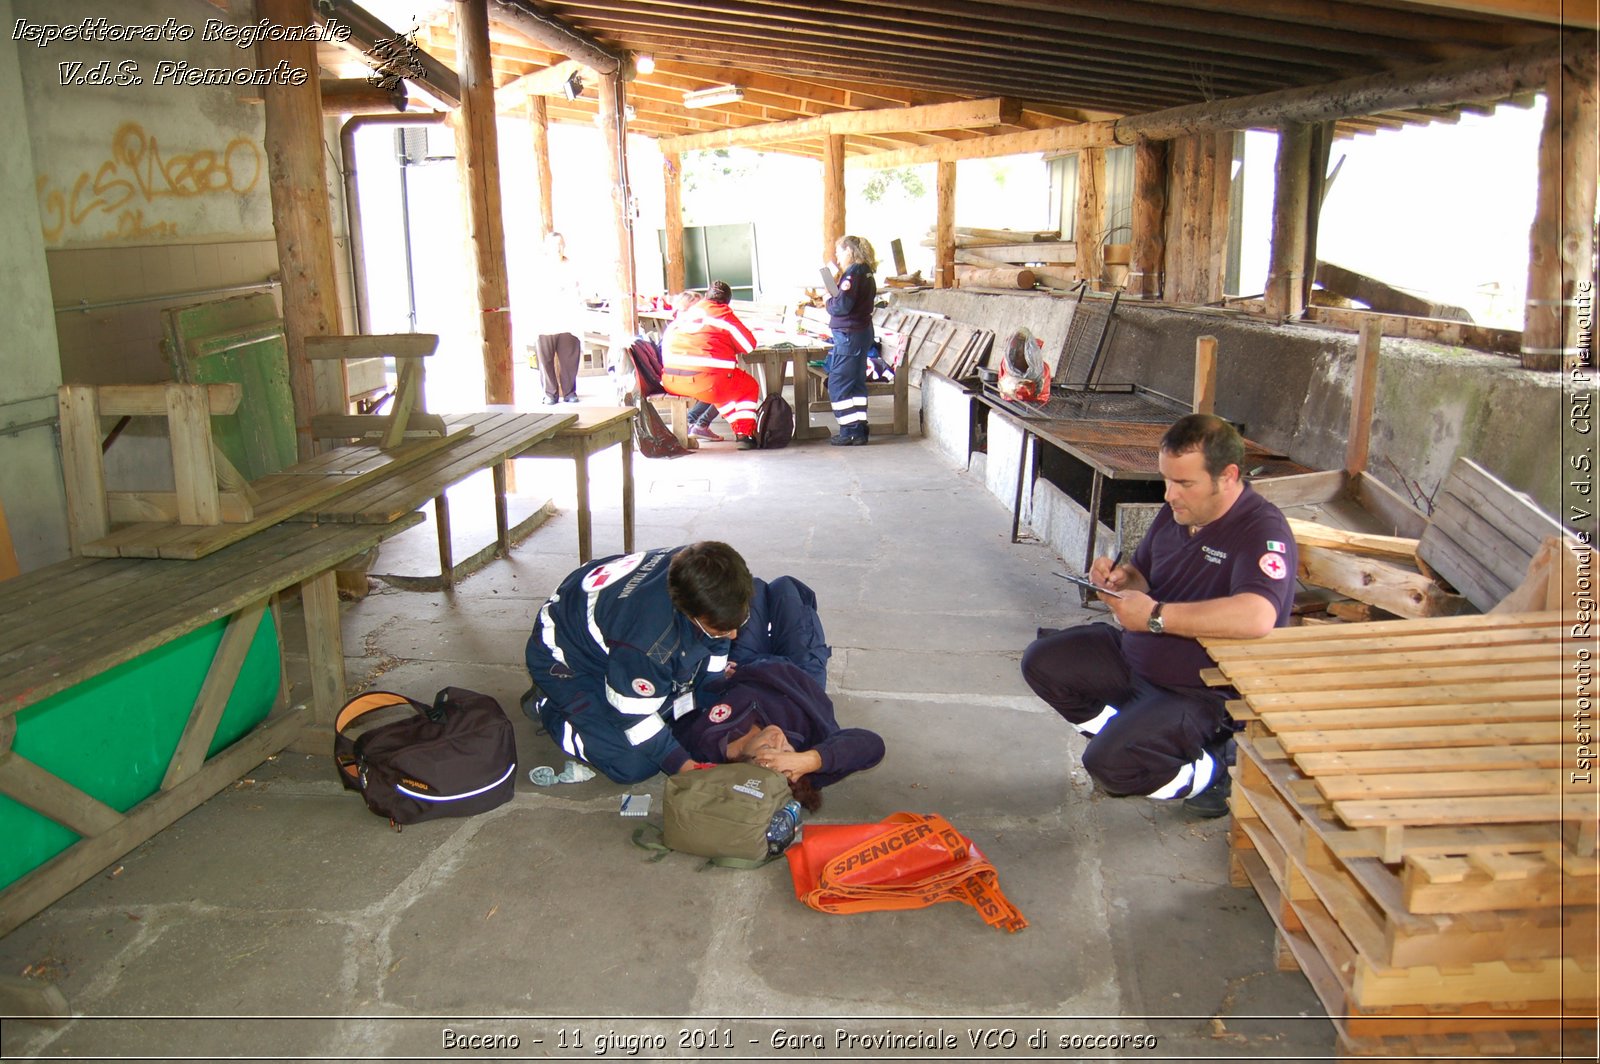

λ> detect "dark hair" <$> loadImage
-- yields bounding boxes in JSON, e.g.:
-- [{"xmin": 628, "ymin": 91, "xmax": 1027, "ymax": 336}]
[
  {"xmin": 1160, "ymin": 413, "xmax": 1244, "ymax": 479},
  {"xmin": 705, "ymin": 280, "xmax": 733, "ymax": 304},
  {"xmin": 733, "ymin": 745, "xmax": 824, "ymax": 811},
  {"xmin": 668, "ymin": 541, "xmax": 752, "ymax": 631}
]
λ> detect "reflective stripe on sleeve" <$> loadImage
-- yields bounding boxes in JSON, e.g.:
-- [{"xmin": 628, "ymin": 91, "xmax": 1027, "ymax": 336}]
[
  {"xmin": 624, "ymin": 714, "xmax": 665, "ymax": 745},
  {"xmin": 1148, "ymin": 750, "xmax": 1215, "ymax": 801},
  {"xmin": 538, "ymin": 601, "xmax": 567, "ymax": 666},
  {"xmin": 607, "ymin": 683, "xmax": 666, "ymax": 716}
]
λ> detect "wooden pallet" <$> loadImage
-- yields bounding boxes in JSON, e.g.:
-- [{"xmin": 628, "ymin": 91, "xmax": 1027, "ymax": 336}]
[{"xmin": 1202, "ymin": 610, "xmax": 1595, "ymax": 1051}]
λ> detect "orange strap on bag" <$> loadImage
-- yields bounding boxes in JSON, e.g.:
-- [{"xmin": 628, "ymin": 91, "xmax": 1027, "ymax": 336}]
[{"xmin": 785, "ymin": 812, "xmax": 1028, "ymax": 933}]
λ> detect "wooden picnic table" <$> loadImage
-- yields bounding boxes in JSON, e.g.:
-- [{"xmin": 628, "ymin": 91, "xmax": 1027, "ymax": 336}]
[{"xmin": 514, "ymin": 406, "xmax": 636, "ymax": 564}]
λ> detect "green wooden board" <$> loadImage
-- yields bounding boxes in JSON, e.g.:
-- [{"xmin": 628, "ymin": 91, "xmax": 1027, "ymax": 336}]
[{"xmin": 162, "ymin": 293, "xmax": 298, "ymax": 480}]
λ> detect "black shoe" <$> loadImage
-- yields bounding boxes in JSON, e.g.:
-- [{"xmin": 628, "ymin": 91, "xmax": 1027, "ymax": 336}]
[
  {"xmin": 829, "ymin": 432, "xmax": 866, "ymax": 447},
  {"xmin": 736, "ymin": 435, "xmax": 758, "ymax": 450},
  {"xmin": 1183, "ymin": 765, "xmax": 1232, "ymax": 819}
]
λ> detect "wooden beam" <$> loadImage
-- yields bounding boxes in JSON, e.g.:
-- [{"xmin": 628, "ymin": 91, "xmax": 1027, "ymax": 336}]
[
  {"xmin": 261, "ymin": 0, "xmax": 346, "ymax": 460},
  {"xmin": 320, "ymin": 78, "xmax": 407, "ymax": 115},
  {"xmin": 1389, "ymin": 0, "xmax": 1598, "ymax": 30},
  {"xmin": 454, "ymin": 0, "xmax": 514, "ymax": 405},
  {"xmin": 662, "ymin": 149, "xmax": 686, "ymax": 294},
  {"xmin": 1074, "ymin": 147, "xmax": 1106, "ymax": 290},
  {"xmin": 1128, "ymin": 138, "xmax": 1167, "ymax": 299},
  {"xmin": 1347, "ymin": 320, "xmax": 1382, "ymax": 476},
  {"xmin": 661, "ymin": 97, "xmax": 1021, "ymax": 153},
  {"xmin": 1113, "ymin": 35, "xmax": 1586, "ymax": 143},
  {"xmin": 822, "ymin": 134, "xmax": 845, "ymax": 267},
  {"xmin": 528, "ymin": 97, "xmax": 555, "ymax": 238},
  {"xmin": 489, "ymin": 0, "xmax": 625, "ymax": 74},
  {"xmin": 597, "ymin": 74, "xmax": 639, "ymax": 344},
  {"xmin": 935, "ymin": 160, "xmax": 956, "ymax": 289},
  {"xmin": 318, "ymin": 0, "xmax": 462, "ymax": 108},
  {"xmin": 56, "ymin": 386, "xmax": 108, "ymax": 554},
  {"xmin": 496, "ymin": 59, "xmax": 594, "ymax": 107},
  {"xmin": 1264, "ymin": 122, "xmax": 1312, "ymax": 319},
  {"xmin": 1522, "ymin": 47, "xmax": 1598, "ymax": 369}
]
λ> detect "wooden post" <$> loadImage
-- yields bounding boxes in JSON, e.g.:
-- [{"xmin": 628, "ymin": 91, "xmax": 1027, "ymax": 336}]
[
  {"xmin": 1346, "ymin": 319, "xmax": 1382, "ymax": 476},
  {"xmin": 822, "ymin": 134, "xmax": 845, "ymax": 264},
  {"xmin": 598, "ymin": 73, "xmax": 639, "ymax": 348},
  {"xmin": 528, "ymin": 97, "xmax": 555, "ymax": 239},
  {"xmin": 259, "ymin": 0, "xmax": 345, "ymax": 460},
  {"xmin": 1523, "ymin": 52, "xmax": 1598, "ymax": 370},
  {"xmin": 935, "ymin": 160, "xmax": 956, "ymax": 288},
  {"xmin": 663, "ymin": 149, "xmax": 686, "ymax": 294},
  {"xmin": 1193, "ymin": 336, "xmax": 1217, "ymax": 415},
  {"xmin": 1265, "ymin": 122, "xmax": 1313, "ymax": 320},
  {"xmin": 1208, "ymin": 132, "xmax": 1234, "ymax": 304},
  {"xmin": 454, "ymin": 0, "xmax": 513, "ymax": 405},
  {"xmin": 1164, "ymin": 133, "xmax": 1226, "ymax": 305},
  {"xmin": 1129, "ymin": 139, "xmax": 1167, "ymax": 299},
  {"xmin": 1075, "ymin": 147, "xmax": 1106, "ymax": 290}
]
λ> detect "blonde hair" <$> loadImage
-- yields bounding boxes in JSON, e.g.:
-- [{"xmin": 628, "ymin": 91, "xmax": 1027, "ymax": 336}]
[{"xmin": 836, "ymin": 235, "xmax": 876, "ymax": 272}]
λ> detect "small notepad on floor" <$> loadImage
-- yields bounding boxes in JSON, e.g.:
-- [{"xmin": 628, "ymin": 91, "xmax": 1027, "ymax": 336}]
[{"xmin": 619, "ymin": 794, "xmax": 651, "ymax": 817}]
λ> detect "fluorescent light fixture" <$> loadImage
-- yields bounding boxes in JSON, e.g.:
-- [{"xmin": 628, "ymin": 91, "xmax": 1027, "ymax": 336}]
[{"xmin": 682, "ymin": 84, "xmax": 743, "ymax": 109}]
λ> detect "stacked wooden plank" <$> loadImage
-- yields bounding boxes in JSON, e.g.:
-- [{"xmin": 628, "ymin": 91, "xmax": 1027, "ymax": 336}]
[
  {"xmin": 1201, "ymin": 613, "xmax": 1597, "ymax": 1058},
  {"xmin": 923, "ymin": 226, "xmax": 1080, "ymax": 291}
]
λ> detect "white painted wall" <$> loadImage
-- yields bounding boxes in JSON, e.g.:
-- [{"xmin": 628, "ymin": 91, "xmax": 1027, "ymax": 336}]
[{"xmin": 0, "ymin": 0, "xmax": 71, "ymax": 570}]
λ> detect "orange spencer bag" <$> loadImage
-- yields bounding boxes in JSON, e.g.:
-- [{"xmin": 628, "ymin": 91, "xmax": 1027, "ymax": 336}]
[{"xmin": 785, "ymin": 812, "xmax": 1027, "ymax": 933}]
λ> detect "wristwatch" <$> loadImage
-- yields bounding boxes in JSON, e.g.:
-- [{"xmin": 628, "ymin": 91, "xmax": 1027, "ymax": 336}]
[{"xmin": 1147, "ymin": 602, "xmax": 1166, "ymax": 635}]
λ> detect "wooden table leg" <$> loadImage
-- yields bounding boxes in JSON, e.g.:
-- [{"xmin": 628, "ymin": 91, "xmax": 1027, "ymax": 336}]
[
  {"xmin": 434, "ymin": 492, "xmax": 454, "ymax": 588},
  {"xmin": 492, "ymin": 461, "xmax": 510, "ymax": 555},
  {"xmin": 620, "ymin": 436, "xmax": 635, "ymax": 554},
  {"xmin": 574, "ymin": 445, "xmax": 593, "ymax": 563},
  {"xmin": 301, "ymin": 569, "xmax": 344, "ymax": 726}
]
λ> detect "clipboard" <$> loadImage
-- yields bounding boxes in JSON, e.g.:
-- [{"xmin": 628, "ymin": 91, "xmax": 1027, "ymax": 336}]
[
  {"xmin": 1053, "ymin": 571, "xmax": 1123, "ymax": 598},
  {"xmin": 819, "ymin": 267, "xmax": 840, "ymax": 297}
]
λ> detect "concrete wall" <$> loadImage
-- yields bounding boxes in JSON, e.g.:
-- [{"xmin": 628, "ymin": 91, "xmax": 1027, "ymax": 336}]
[
  {"xmin": 0, "ymin": 0, "xmax": 71, "ymax": 569},
  {"xmin": 899, "ymin": 288, "xmax": 1570, "ymax": 519}
]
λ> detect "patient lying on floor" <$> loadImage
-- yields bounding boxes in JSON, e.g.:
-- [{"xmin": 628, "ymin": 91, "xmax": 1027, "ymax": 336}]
[{"xmin": 671, "ymin": 575, "xmax": 884, "ymax": 808}]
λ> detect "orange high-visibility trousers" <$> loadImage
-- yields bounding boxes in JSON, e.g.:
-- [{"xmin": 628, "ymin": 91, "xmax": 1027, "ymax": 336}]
[{"xmin": 661, "ymin": 366, "xmax": 760, "ymax": 436}]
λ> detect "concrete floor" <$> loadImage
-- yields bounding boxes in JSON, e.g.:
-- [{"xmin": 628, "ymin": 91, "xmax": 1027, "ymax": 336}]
[{"xmin": 0, "ymin": 400, "xmax": 1335, "ymax": 1060}]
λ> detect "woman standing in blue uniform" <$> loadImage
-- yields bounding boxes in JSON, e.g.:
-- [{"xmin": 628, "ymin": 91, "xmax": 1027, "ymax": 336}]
[{"xmin": 824, "ymin": 235, "xmax": 877, "ymax": 447}]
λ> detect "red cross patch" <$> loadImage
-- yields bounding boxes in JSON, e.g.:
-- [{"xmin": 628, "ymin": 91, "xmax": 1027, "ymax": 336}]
[
  {"xmin": 839, "ymin": 278, "xmax": 852, "ymax": 291},
  {"xmin": 631, "ymin": 678, "xmax": 656, "ymax": 697},
  {"xmin": 581, "ymin": 551, "xmax": 644, "ymax": 593},
  {"xmin": 1259, "ymin": 552, "xmax": 1289, "ymax": 580},
  {"xmin": 708, "ymin": 703, "xmax": 732, "ymax": 723}
]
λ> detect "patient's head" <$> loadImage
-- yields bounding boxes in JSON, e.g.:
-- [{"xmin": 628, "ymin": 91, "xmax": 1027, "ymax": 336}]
[{"xmin": 725, "ymin": 722, "xmax": 822, "ymax": 811}]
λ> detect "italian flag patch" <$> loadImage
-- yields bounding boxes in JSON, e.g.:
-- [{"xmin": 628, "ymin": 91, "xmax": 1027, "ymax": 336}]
[{"xmin": 1267, "ymin": 540, "xmax": 1287, "ymax": 553}]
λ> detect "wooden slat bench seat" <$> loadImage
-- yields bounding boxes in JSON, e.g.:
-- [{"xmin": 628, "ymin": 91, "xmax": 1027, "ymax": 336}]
[
  {"xmin": 0, "ymin": 515, "xmax": 421, "ymax": 938},
  {"xmin": 295, "ymin": 410, "xmax": 575, "ymax": 586}
]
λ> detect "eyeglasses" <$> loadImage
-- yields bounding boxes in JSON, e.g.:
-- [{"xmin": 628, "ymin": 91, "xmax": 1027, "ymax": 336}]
[{"xmin": 693, "ymin": 613, "xmax": 749, "ymax": 639}]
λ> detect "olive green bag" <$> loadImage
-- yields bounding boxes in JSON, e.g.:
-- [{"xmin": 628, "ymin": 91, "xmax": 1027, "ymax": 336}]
[{"xmin": 661, "ymin": 764, "xmax": 792, "ymax": 865}]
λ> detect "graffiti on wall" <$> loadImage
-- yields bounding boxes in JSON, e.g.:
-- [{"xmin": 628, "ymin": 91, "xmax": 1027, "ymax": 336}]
[{"xmin": 37, "ymin": 121, "xmax": 264, "ymax": 244}]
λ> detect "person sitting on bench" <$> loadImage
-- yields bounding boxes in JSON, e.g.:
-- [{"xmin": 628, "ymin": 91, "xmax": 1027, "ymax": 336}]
[{"xmin": 660, "ymin": 281, "xmax": 762, "ymax": 448}]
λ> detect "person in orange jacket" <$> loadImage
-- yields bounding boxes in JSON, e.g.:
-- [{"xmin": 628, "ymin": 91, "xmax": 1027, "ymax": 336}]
[{"xmin": 660, "ymin": 280, "xmax": 762, "ymax": 448}]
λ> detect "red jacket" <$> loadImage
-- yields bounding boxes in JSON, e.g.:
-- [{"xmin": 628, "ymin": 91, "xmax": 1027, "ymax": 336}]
[{"xmin": 662, "ymin": 300, "xmax": 757, "ymax": 372}]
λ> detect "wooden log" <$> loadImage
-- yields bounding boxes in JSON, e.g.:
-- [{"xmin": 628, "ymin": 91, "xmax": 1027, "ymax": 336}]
[
  {"xmin": 1316, "ymin": 260, "xmax": 1472, "ymax": 320},
  {"xmin": 528, "ymin": 97, "xmax": 555, "ymax": 239},
  {"xmin": 935, "ymin": 160, "xmax": 955, "ymax": 289},
  {"xmin": 1193, "ymin": 335, "xmax": 1216, "ymax": 414},
  {"xmin": 1287, "ymin": 516, "xmax": 1419, "ymax": 562},
  {"xmin": 320, "ymin": 77, "xmax": 406, "ymax": 115},
  {"xmin": 1129, "ymin": 138, "xmax": 1167, "ymax": 299},
  {"xmin": 956, "ymin": 266, "xmax": 1037, "ymax": 289},
  {"xmin": 319, "ymin": 2, "xmax": 460, "ymax": 108},
  {"xmin": 597, "ymin": 74, "xmax": 638, "ymax": 346},
  {"xmin": 1075, "ymin": 147, "xmax": 1105, "ymax": 290},
  {"xmin": 662, "ymin": 147, "xmax": 685, "ymax": 294},
  {"xmin": 822, "ymin": 134, "xmax": 846, "ymax": 266},
  {"xmin": 260, "ymin": 0, "xmax": 345, "ymax": 459},
  {"xmin": 1265, "ymin": 122, "xmax": 1312, "ymax": 319},
  {"xmin": 1298, "ymin": 544, "xmax": 1471, "ymax": 619},
  {"xmin": 454, "ymin": 0, "xmax": 513, "ymax": 406},
  {"xmin": 1523, "ymin": 48, "xmax": 1598, "ymax": 369}
]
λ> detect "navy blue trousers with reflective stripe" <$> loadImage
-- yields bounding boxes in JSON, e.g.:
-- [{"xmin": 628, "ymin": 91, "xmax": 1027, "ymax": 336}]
[{"xmin": 827, "ymin": 328, "xmax": 871, "ymax": 433}]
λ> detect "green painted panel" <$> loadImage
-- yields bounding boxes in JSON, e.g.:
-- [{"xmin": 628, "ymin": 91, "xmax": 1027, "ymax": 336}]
[{"xmin": 0, "ymin": 611, "xmax": 281, "ymax": 891}]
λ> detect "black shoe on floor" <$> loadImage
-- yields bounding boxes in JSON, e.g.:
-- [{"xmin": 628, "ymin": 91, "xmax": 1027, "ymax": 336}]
[
  {"xmin": 736, "ymin": 435, "xmax": 758, "ymax": 450},
  {"xmin": 1183, "ymin": 764, "xmax": 1232, "ymax": 819},
  {"xmin": 829, "ymin": 432, "xmax": 866, "ymax": 447}
]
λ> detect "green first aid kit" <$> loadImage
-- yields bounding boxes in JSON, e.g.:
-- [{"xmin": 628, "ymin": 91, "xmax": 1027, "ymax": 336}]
[{"xmin": 662, "ymin": 764, "xmax": 794, "ymax": 864}]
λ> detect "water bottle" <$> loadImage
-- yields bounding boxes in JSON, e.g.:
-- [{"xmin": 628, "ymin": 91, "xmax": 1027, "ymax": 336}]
[{"xmin": 765, "ymin": 799, "xmax": 803, "ymax": 855}]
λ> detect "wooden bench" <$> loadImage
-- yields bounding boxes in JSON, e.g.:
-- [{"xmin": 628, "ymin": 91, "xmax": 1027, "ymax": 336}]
[
  {"xmin": 296, "ymin": 410, "xmax": 575, "ymax": 587},
  {"xmin": 789, "ymin": 306, "xmax": 911, "ymax": 440},
  {"xmin": 0, "ymin": 515, "xmax": 420, "ymax": 941},
  {"xmin": 516, "ymin": 406, "xmax": 637, "ymax": 563}
]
